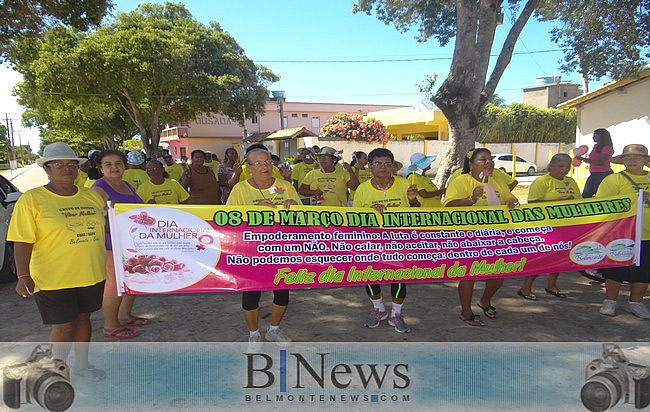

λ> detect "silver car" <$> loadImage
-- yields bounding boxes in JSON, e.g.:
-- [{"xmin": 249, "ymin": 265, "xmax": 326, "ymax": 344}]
[{"xmin": 0, "ymin": 174, "xmax": 21, "ymax": 282}]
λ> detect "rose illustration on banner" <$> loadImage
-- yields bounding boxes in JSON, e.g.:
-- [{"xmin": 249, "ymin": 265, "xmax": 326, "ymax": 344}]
[{"xmin": 129, "ymin": 211, "xmax": 156, "ymax": 226}]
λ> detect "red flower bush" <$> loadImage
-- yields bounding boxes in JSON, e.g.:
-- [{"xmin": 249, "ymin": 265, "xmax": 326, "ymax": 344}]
[{"xmin": 321, "ymin": 112, "xmax": 389, "ymax": 144}]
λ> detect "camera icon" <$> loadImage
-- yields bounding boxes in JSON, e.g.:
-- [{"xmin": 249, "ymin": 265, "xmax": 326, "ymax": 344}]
[
  {"xmin": 581, "ymin": 343, "xmax": 650, "ymax": 411},
  {"xmin": 3, "ymin": 344, "xmax": 75, "ymax": 411}
]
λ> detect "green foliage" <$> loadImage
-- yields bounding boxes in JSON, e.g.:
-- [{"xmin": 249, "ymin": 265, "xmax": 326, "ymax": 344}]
[
  {"xmin": 39, "ymin": 128, "xmax": 98, "ymax": 156},
  {"xmin": 121, "ymin": 139, "xmax": 143, "ymax": 152},
  {"xmin": 538, "ymin": 0, "xmax": 649, "ymax": 85},
  {"xmin": 478, "ymin": 103, "xmax": 576, "ymax": 143},
  {"xmin": 1, "ymin": 0, "xmax": 112, "ymax": 60},
  {"xmin": 13, "ymin": 2, "xmax": 277, "ymax": 156}
]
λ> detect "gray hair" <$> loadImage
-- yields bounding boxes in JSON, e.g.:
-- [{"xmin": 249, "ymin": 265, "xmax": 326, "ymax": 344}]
[
  {"xmin": 245, "ymin": 148, "xmax": 271, "ymax": 165},
  {"xmin": 549, "ymin": 153, "xmax": 571, "ymax": 167}
]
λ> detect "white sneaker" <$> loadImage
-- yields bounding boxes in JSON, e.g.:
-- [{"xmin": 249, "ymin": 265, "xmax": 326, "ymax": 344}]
[
  {"xmin": 266, "ymin": 327, "xmax": 292, "ymax": 347},
  {"xmin": 600, "ymin": 299, "xmax": 617, "ymax": 316},
  {"xmin": 626, "ymin": 302, "xmax": 650, "ymax": 319},
  {"xmin": 247, "ymin": 332, "xmax": 262, "ymax": 352}
]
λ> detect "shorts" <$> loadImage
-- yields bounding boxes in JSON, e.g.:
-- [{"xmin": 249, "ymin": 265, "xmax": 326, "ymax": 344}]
[
  {"xmin": 34, "ymin": 281, "xmax": 105, "ymax": 325},
  {"xmin": 602, "ymin": 241, "xmax": 650, "ymax": 283}
]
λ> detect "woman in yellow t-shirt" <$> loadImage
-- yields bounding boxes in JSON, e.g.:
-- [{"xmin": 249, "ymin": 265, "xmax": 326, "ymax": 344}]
[
  {"xmin": 406, "ymin": 152, "xmax": 445, "ymax": 208},
  {"xmin": 518, "ymin": 153, "xmax": 580, "ymax": 300},
  {"xmin": 137, "ymin": 160, "xmax": 190, "ymax": 204},
  {"xmin": 596, "ymin": 144, "xmax": 650, "ymax": 319},
  {"xmin": 299, "ymin": 146, "xmax": 359, "ymax": 206},
  {"xmin": 348, "ymin": 151, "xmax": 372, "ymax": 205},
  {"xmin": 444, "ymin": 148, "xmax": 519, "ymax": 327},
  {"xmin": 226, "ymin": 148, "xmax": 300, "ymax": 350},
  {"xmin": 8, "ymin": 142, "xmax": 107, "ymax": 381},
  {"xmin": 122, "ymin": 151, "xmax": 148, "ymax": 190}
]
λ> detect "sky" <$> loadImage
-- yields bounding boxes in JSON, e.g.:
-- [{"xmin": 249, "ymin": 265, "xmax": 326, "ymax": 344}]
[{"xmin": 0, "ymin": 1, "xmax": 607, "ymax": 151}]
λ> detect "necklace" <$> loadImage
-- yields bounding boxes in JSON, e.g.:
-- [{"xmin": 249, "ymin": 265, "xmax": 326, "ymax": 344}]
[
  {"xmin": 251, "ymin": 177, "xmax": 273, "ymax": 201},
  {"xmin": 372, "ymin": 177, "xmax": 393, "ymax": 193}
]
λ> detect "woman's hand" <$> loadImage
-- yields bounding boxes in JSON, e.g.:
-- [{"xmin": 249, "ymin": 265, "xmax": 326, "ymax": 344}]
[
  {"xmin": 341, "ymin": 162, "xmax": 352, "ymax": 172},
  {"xmin": 147, "ymin": 199, "xmax": 156, "ymax": 204},
  {"xmin": 407, "ymin": 184, "xmax": 418, "ymax": 203},
  {"xmin": 470, "ymin": 186, "xmax": 484, "ymax": 203},
  {"xmin": 506, "ymin": 197, "xmax": 520, "ymax": 210},
  {"xmin": 371, "ymin": 204, "xmax": 387, "ymax": 214},
  {"xmin": 279, "ymin": 165, "xmax": 292, "ymax": 180},
  {"xmin": 16, "ymin": 276, "xmax": 34, "ymax": 298},
  {"xmin": 283, "ymin": 199, "xmax": 299, "ymax": 209},
  {"xmin": 233, "ymin": 163, "xmax": 243, "ymax": 177}
]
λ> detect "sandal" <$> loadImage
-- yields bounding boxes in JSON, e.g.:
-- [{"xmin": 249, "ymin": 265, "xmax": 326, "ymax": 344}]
[
  {"xmin": 517, "ymin": 290, "xmax": 537, "ymax": 301},
  {"xmin": 545, "ymin": 288, "xmax": 567, "ymax": 298},
  {"xmin": 122, "ymin": 316, "xmax": 152, "ymax": 326},
  {"xmin": 477, "ymin": 302, "xmax": 497, "ymax": 319},
  {"xmin": 74, "ymin": 365, "xmax": 106, "ymax": 382},
  {"xmin": 103, "ymin": 327, "xmax": 140, "ymax": 340},
  {"xmin": 459, "ymin": 314, "xmax": 485, "ymax": 327}
]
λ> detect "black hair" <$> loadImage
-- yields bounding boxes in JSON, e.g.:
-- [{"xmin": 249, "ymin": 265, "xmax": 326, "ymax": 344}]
[
  {"xmin": 97, "ymin": 149, "xmax": 127, "ymax": 165},
  {"xmin": 245, "ymin": 144, "xmax": 268, "ymax": 156},
  {"xmin": 461, "ymin": 148, "xmax": 491, "ymax": 173},
  {"xmin": 270, "ymin": 154, "xmax": 281, "ymax": 162},
  {"xmin": 190, "ymin": 149, "xmax": 206, "ymax": 159},
  {"xmin": 147, "ymin": 160, "xmax": 169, "ymax": 178},
  {"xmin": 368, "ymin": 148, "xmax": 394, "ymax": 164},
  {"xmin": 224, "ymin": 147, "xmax": 237, "ymax": 158},
  {"xmin": 593, "ymin": 128, "xmax": 613, "ymax": 152},
  {"xmin": 350, "ymin": 151, "xmax": 367, "ymax": 167},
  {"xmin": 163, "ymin": 154, "xmax": 173, "ymax": 159}
]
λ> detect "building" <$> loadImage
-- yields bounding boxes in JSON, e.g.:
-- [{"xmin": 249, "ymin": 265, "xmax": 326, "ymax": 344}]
[
  {"xmin": 160, "ymin": 100, "xmax": 406, "ymax": 160},
  {"xmin": 523, "ymin": 75, "xmax": 582, "ymax": 108},
  {"xmin": 558, "ymin": 69, "xmax": 650, "ymax": 185}
]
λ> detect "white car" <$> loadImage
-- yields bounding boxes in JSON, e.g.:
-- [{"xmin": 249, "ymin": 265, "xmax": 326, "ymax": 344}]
[
  {"xmin": 0, "ymin": 174, "xmax": 21, "ymax": 282},
  {"xmin": 491, "ymin": 154, "xmax": 536, "ymax": 176}
]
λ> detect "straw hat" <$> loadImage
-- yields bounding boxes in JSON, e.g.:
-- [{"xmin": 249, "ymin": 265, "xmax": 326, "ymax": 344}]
[
  {"xmin": 36, "ymin": 142, "xmax": 87, "ymax": 167},
  {"xmin": 610, "ymin": 144, "xmax": 650, "ymax": 164}
]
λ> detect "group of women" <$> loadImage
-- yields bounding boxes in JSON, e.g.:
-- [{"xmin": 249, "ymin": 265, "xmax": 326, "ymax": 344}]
[{"xmin": 9, "ymin": 128, "xmax": 649, "ymax": 366}]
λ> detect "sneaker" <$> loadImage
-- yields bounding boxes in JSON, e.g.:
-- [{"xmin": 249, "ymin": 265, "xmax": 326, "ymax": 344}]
[
  {"xmin": 364, "ymin": 308, "xmax": 388, "ymax": 328},
  {"xmin": 600, "ymin": 299, "xmax": 617, "ymax": 316},
  {"xmin": 247, "ymin": 332, "xmax": 263, "ymax": 352},
  {"xmin": 388, "ymin": 313, "xmax": 411, "ymax": 333},
  {"xmin": 266, "ymin": 327, "xmax": 291, "ymax": 347},
  {"xmin": 626, "ymin": 302, "xmax": 650, "ymax": 319}
]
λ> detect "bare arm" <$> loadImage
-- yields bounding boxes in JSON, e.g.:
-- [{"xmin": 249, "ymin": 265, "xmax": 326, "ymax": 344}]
[{"xmin": 14, "ymin": 242, "xmax": 35, "ymax": 297}]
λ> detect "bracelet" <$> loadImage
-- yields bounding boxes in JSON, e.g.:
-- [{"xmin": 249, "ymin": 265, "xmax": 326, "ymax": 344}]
[{"xmin": 18, "ymin": 275, "xmax": 31, "ymax": 279}]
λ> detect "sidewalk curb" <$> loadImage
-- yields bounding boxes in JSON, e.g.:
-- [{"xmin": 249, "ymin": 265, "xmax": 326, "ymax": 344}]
[{"xmin": 2, "ymin": 165, "xmax": 34, "ymax": 182}]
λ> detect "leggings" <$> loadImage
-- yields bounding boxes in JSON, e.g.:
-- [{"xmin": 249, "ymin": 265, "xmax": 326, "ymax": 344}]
[
  {"xmin": 242, "ymin": 290, "xmax": 289, "ymax": 311},
  {"xmin": 365, "ymin": 283, "xmax": 406, "ymax": 299}
]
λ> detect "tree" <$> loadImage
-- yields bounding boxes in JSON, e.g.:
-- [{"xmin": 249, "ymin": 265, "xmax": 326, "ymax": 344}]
[
  {"xmin": 354, "ymin": 0, "xmax": 648, "ymax": 186},
  {"xmin": 355, "ymin": 0, "xmax": 540, "ymax": 187},
  {"xmin": 14, "ymin": 2, "xmax": 278, "ymax": 157},
  {"xmin": 539, "ymin": 1, "xmax": 649, "ymax": 93},
  {"xmin": 0, "ymin": 0, "xmax": 111, "ymax": 60}
]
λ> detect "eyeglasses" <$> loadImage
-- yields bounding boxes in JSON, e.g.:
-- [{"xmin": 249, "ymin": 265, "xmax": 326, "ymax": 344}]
[
  {"xmin": 46, "ymin": 161, "xmax": 78, "ymax": 169},
  {"xmin": 249, "ymin": 160, "xmax": 273, "ymax": 168},
  {"xmin": 371, "ymin": 161, "xmax": 393, "ymax": 168}
]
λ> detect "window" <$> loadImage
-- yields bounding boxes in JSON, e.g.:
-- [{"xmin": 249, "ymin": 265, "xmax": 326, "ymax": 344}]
[
  {"xmin": 311, "ymin": 117, "xmax": 320, "ymax": 128},
  {"xmin": 291, "ymin": 113, "xmax": 298, "ymax": 118},
  {"xmin": 180, "ymin": 147, "xmax": 186, "ymax": 158},
  {"xmin": 516, "ymin": 156, "xmax": 526, "ymax": 162},
  {"xmin": 252, "ymin": 115, "xmax": 258, "ymax": 124},
  {"xmin": 563, "ymin": 92, "xmax": 568, "ymax": 97},
  {"xmin": 499, "ymin": 155, "xmax": 513, "ymax": 161},
  {"xmin": 302, "ymin": 114, "xmax": 308, "ymax": 118}
]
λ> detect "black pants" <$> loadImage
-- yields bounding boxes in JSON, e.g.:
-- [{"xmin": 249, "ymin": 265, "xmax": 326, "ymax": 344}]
[
  {"xmin": 365, "ymin": 283, "xmax": 406, "ymax": 299},
  {"xmin": 242, "ymin": 290, "xmax": 289, "ymax": 311}
]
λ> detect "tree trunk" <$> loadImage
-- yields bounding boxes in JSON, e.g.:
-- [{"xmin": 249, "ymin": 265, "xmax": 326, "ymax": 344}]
[
  {"xmin": 433, "ymin": 117, "xmax": 477, "ymax": 188},
  {"xmin": 581, "ymin": 72, "xmax": 590, "ymax": 94},
  {"xmin": 141, "ymin": 129, "xmax": 160, "ymax": 159},
  {"xmin": 102, "ymin": 136, "xmax": 117, "ymax": 150}
]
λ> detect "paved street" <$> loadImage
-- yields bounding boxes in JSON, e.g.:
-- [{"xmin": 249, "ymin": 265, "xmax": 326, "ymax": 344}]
[{"xmin": 1, "ymin": 164, "xmax": 48, "ymax": 192}]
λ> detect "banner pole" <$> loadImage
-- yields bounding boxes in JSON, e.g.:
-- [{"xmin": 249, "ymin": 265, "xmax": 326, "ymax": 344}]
[
  {"xmin": 635, "ymin": 191, "xmax": 644, "ymax": 266},
  {"xmin": 107, "ymin": 202, "xmax": 124, "ymax": 296}
]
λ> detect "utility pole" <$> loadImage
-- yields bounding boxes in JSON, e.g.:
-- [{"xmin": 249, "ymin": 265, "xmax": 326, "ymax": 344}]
[{"xmin": 9, "ymin": 119, "xmax": 16, "ymax": 170}]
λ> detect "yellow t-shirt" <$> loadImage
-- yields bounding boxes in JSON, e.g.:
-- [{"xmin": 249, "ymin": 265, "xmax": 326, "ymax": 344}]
[
  {"xmin": 226, "ymin": 178, "xmax": 301, "ymax": 206},
  {"xmin": 302, "ymin": 167, "xmax": 351, "ymax": 207},
  {"xmin": 410, "ymin": 173, "xmax": 441, "ymax": 208},
  {"xmin": 164, "ymin": 163, "xmax": 184, "ymax": 182},
  {"xmin": 353, "ymin": 177, "xmax": 411, "ymax": 209},
  {"xmin": 528, "ymin": 174, "xmax": 582, "ymax": 202},
  {"xmin": 444, "ymin": 173, "xmax": 516, "ymax": 206},
  {"xmin": 84, "ymin": 177, "xmax": 97, "ymax": 188},
  {"xmin": 597, "ymin": 171, "xmax": 650, "ymax": 240},
  {"xmin": 239, "ymin": 164, "xmax": 284, "ymax": 182},
  {"xmin": 122, "ymin": 168, "xmax": 148, "ymax": 190},
  {"xmin": 74, "ymin": 170, "xmax": 88, "ymax": 188},
  {"xmin": 291, "ymin": 162, "xmax": 318, "ymax": 200},
  {"xmin": 204, "ymin": 161, "xmax": 220, "ymax": 178},
  {"xmin": 349, "ymin": 167, "xmax": 373, "ymax": 200},
  {"xmin": 7, "ymin": 186, "xmax": 107, "ymax": 291},
  {"xmin": 136, "ymin": 178, "xmax": 190, "ymax": 204},
  {"xmin": 448, "ymin": 167, "xmax": 515, "ymax": 187}
]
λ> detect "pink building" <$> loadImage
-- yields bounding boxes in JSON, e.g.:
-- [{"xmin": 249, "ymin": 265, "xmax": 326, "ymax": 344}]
[{"xmin": 160, "ymin": 100, "xmax": 406, "ymax": 160}]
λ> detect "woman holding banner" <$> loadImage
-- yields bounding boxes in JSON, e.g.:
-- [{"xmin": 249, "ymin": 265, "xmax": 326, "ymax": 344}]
[
  {"xmin": 444, "ymin": 148, "xmax": 519, "ymax": 327},
  {"xmin": 92, "ymin": 150, "xmax": 150, "ymax": 339},
  {"xmin": 227, "ymin": 147, "xmax": 301, "ymax": 350},
  {"xmin": 517, "ymin": 153, "xmax": 580, "ymax": 300},
  {"xmin": 596, "ymin": 144, "xmax": 650, "ymax": 319}
]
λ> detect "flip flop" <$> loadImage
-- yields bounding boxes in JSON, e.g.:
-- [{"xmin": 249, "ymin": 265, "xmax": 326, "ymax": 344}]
[
  {"xmin": 477, "ymin": 302, "xmax": 497, "ymax": 319},
  {"xmin": 517, "ymin": 290, "xmax": 537, "ymax": 301},
  {"xmin": 459, "ymin": 314, "xmax": 485, "ymax": 327},
  {"xmin": 74, "ymin": 365, "xmax": 107, "ymax": 382},
  {"xmin": 103, "ymin": 327, "xmax": 140, "ymax": 340},
  {"xmin": 122, "ymin": 317, "xmax": 152, "ymax": 326},
  {"xmin": 545, "ymin": 288, "xmax": 567, "ymax": 298}
]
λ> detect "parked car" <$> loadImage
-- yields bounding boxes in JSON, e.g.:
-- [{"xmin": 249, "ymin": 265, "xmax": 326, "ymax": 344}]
[
  {"xmin": 0, "ymin": 174, "xmax": 21, "ymax": 282},
  {"xmin": 491, "ymin": 154, "xmax": 536, "ymax": 176}
]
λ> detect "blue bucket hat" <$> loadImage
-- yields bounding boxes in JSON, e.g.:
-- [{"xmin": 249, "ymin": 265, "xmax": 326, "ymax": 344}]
[{"xmin": 127, "ymin": 151, "xmax": 145, "ymax": 165}]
